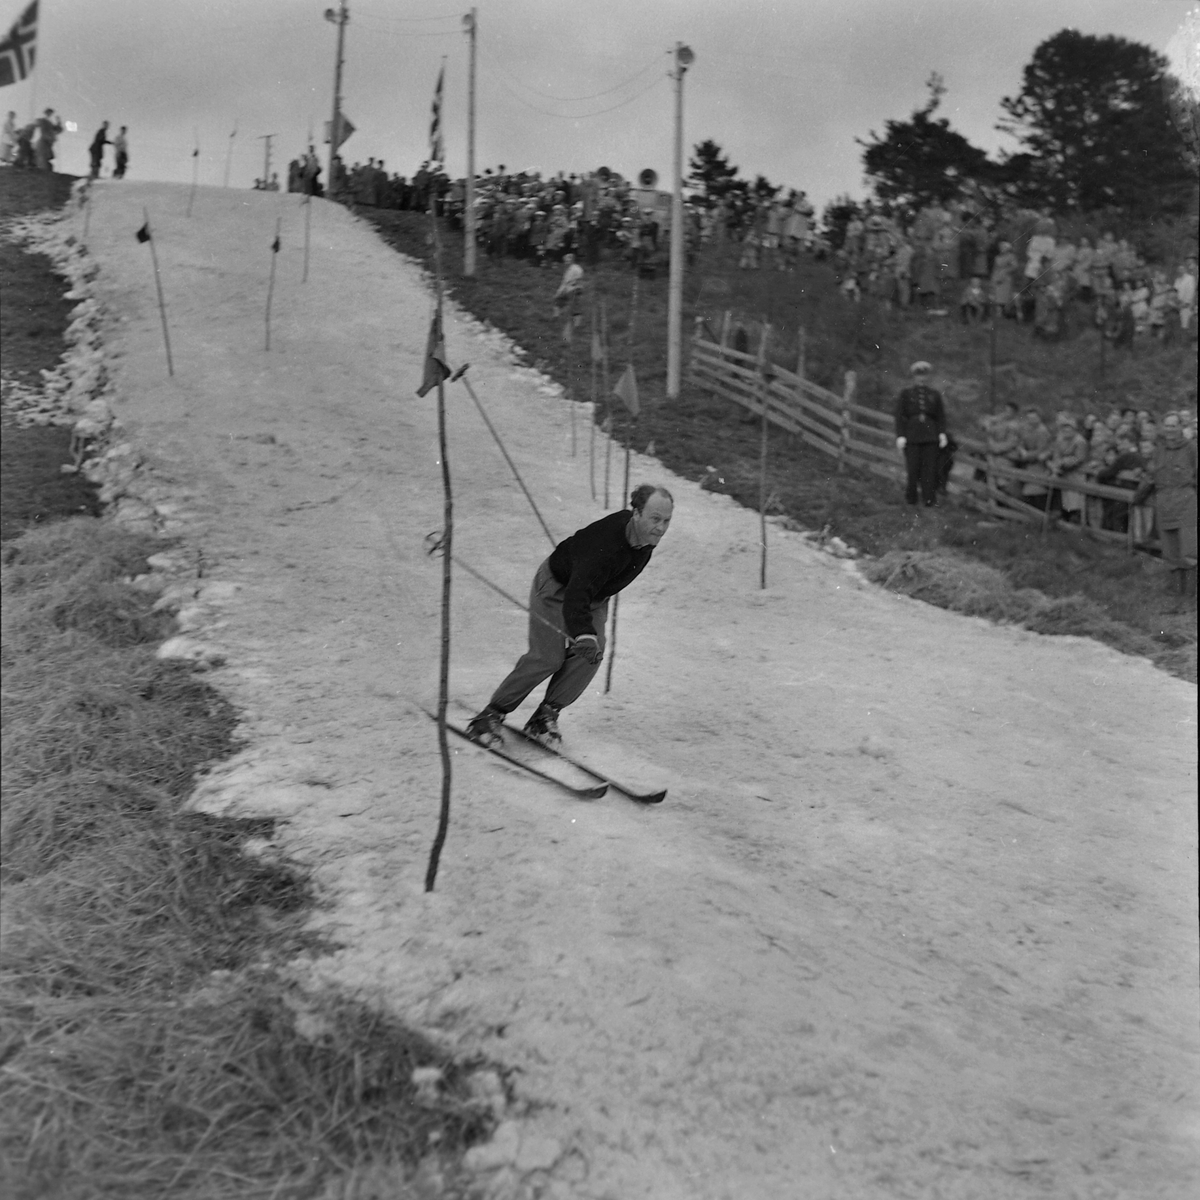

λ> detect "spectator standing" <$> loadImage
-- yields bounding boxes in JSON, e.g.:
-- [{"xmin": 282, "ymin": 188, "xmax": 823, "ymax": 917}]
[
  {"xmin": 893, "ymin": 361, "xmax": 948, "ymax": 509},
  {"xmin": 1133, "ymin": 413, "xmax": 1197, "ymax": 601},
  {"xmin": 1015, "ymin": 407, "xmax": 1053, "ymax": 510},
  {"xmin": 112, "ymin": 127, "xmax": 129, "ymax": 178},
  {"xmin": 990, "ymin": 241, "xmax": 1018, "ymax": 316},
  {"xmin": 1047, "ymin": 413, "xmax": 1089, "ymax": 522},
  {"xmin": 1175, "ymin": 257, "xmax": 1196, "ymax": 336},
  {"xmin": 34, "ymin": 108, "xmax": 63, "ymax": 171},
  {"xmin": 1, "ymin": 111, "xmax": 16, "ymax": 165},
  {"xmin": 88, "ymin": 121, "xmax": 109, "ymax": 179}
]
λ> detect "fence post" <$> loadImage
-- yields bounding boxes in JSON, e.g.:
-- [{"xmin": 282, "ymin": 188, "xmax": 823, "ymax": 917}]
[
  {"xmin": 792, "ymin": 325, "xmax": 807, "ymax": 447},
  {"xmin": 837, "ymin": 370, "xmax": 856, "ymax": 473},
  {"xmin": 719, "ymin": 310, "xmax": 731, "ymax": 358}
]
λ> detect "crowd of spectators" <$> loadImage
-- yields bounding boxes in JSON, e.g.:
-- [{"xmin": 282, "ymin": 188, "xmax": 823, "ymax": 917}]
[
  {"xmin": 1, "ymin": 108, "xmax": 66, "ymax": 171},
  {"xmin": 980, "ymin": 401, "xmax": 1196, "ymax": 539},
  {"xmin": 829, "ymin": 202, "xmax": 1198, "ymax": 348}
]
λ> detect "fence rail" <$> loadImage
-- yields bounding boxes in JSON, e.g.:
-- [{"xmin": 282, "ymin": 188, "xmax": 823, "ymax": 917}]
[{"xmin": 687, "ymin": 318, "xmax": 1148, "ymax": 547}]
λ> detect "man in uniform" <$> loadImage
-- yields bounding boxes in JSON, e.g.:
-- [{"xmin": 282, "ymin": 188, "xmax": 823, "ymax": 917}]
[
  {"xmin": 893, "ymin": 361, "xmax": 948, "ymax": 508},
  {"xmin": 468, "ymin": 485, "xmax": 674, "ymax": 748},
  {"xmin": 1133, "ymin": 412, "xmax": 1197, "ymax": 603}
]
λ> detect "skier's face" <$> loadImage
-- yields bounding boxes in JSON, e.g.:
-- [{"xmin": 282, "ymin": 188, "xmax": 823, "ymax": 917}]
[{"xmin": 631, "ymin": 496, "xmax": 673, "ymax": 547}]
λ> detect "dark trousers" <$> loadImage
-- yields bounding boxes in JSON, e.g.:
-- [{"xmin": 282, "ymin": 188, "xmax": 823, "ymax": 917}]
[
  {"xmin": 488, "ymin": 560, "xmax": 609, "ymax": 714},
  {"xmin": 904, "ymin": 441, "xmax": 940, "ymax": 506}
]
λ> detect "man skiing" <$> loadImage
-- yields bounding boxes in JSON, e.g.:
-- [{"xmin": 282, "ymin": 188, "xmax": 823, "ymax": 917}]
[{"xmin": 468, "ymin": 484, "xmax": 674, "ymax": 749}]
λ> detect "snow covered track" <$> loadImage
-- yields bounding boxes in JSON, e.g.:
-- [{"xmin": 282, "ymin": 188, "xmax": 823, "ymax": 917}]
[{"xmin": 52, "ymin": 182, "xmax": 1198, "ymax": 1198}]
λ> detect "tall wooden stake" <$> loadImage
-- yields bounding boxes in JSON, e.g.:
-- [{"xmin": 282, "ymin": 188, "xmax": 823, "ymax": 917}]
[
  {"xmin": 187, "ymin": 130, "xmax": 199, "ymax": 216},
  {"xmin": 601, "ymin": 296, "xmax": 612, "ymax": 508},
  {"xmin": 302, "ymin": 195, "xmax": 312, "ymax": 282},
  {"xmin": 463, "ymin": 8, "xmax": 477, "ymax": 276},
  {"xmin": 265, "ymin": 217, "xmax": 281, "ymax": 351},
  {"xmin": 425, "ymin": 196, "xmax": 454, "ymax": 894},
  {"xmin": 756, "ymin": 324, "xmax": 772, "ymax": 589},
  {"xmin": 143, "ymin": 208, "xmax": 174, "ymax": 377},
  {"xmin": 589, "ymin": 298, "xmax": 599, "ymax": 501}
]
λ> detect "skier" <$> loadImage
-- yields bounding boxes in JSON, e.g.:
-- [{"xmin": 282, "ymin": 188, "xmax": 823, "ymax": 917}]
[{"xmin": 468, "ymin": 484, "xmax": 674, "ymax": 749}]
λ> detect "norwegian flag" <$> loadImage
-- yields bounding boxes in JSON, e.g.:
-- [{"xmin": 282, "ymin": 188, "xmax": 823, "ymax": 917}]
[
  {"xmin": 0, "ymin": 1, "xmax": 37, "ymax": 87},
  {"xmin": 428, "ymin": 63, "xmax": 444, "ymax": 165}
]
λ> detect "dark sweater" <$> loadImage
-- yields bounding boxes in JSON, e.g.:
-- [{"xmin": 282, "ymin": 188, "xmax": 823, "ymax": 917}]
[{"xmin": 548, "ymin": 509, "xmax": 653, "ymax": 638}]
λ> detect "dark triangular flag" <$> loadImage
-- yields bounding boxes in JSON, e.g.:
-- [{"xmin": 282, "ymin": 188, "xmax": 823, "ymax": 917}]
[
  {"xmin": 192, "ymin": 147, "xmax": 199, "ymax": 158},
  {"xmin": 415, "ymin": 310, "xmax": 451, "ymax": 397},
  {"xmin": 136, "ymin": 221, "xmax": 151, "ymax": 243},
  {"xmin": 271, "ymin": 235, "xmax": 281, "ymax": 253},
  {"xmin": 613, "ymin": 363, "xmax": 640, "ymax": 416}
]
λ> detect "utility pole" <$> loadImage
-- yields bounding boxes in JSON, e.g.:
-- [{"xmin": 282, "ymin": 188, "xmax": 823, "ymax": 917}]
[
  {"xmin": 325, "ymin": 2, "xmax": 350, "ymax": 189},
  {"xmin": 464, "ymin": 8, "xmax": 478, "ymax": 276},
  {"xmin": 257, "ymin": 134, "xmax": 276, "ymax": 187},
  {"xmin": 666, "ymin": 43, "xmax": 694, "ymax": 400}
]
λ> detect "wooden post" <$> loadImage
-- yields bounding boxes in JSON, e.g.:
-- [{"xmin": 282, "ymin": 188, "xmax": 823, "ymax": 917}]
[
  {"xmin": 837, "ymin": 370, "xmax": 856, "ymax": 473},
  {"xmin": 793, "ymin": 324, "xmax": 806, "ymax": 447},
  {"xmin": 302, "ymin": 194, "xmax": 312, "ymax": 283},
  {"xmin": 719, "ymin": 309, "xmax": 731, "ymax": 357},
  {"xmin": 601, "ymin": 296, "xmax": 612, "ymax": 508},
  {"xmin": 756, "ymin": 324, "xmax": 772, "ymax": 589}
]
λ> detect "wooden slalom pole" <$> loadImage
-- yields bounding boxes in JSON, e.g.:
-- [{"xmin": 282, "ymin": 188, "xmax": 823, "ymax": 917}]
[
  {"xmin": 265, "ymin": 217, "xmax": 281, "ymax": 351},
  {"xmin": 424, "ymin": 182, "xmax": 454, "ymax": 894},
  {"xmin": 601, "ymin": 296, "xmax": 612, "ymax": 509},
  {"xmin": 187, "ymin": 131, "xmax": 199, "ymax": 217},
  {"xmin": 142, "ymin": 207, "xmax": 174, "ymax": 377},
  {"xmin": 756, "ymin": 323, "xmax": 772, "ymax": 589},
  {"xmin": 589, "ymin": 297, "xmax": 598, "ymax": 501},
  {"xmin": 302, "ymin": 195, "xmax": 312, "ymax": 283}
]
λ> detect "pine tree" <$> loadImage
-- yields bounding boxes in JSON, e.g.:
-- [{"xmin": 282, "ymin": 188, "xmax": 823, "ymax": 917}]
[
  {"xmin": 688, "ymin": 140, "xmax": 742, "ymax": 202},
  {"xmin": 998, "ymin": 29, "xmax": 1194, "ymax": 216}
]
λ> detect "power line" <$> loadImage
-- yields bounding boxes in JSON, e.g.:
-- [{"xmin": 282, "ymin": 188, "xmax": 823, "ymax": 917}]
[
  {"xmin": 352, "ymin": 5, "xmax": 463, "ymax": 22},
  {"xmin": 477, "ymin": 46, "xmax": 663, "ymax": 103},
  {"xmin": 479, "ymin": 59, "xmax": 667, "ymax": 120}
]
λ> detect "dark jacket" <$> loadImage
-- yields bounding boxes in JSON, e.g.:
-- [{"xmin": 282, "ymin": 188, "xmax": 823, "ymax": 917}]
[
  {"xmin": 893, "ymin": 384, "xmax": 947, "ymax": 444},
  {"xmin": 548, "ymin": 509, "xmax": 654, "ymax": 639}
]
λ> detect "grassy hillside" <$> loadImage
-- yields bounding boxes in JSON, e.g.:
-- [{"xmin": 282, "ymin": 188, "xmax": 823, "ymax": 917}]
[{"xmin": 364, "ymin": 209, "xmax": 1197, "ymax": 680}]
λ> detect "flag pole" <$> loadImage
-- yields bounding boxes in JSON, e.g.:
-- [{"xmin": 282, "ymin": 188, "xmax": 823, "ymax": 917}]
[
  {"xmin": 140, "ymin": 209, "xmax": 174, "ymax": 377},
  {"xmin": 265, "ymin": 217, "xmax": 281, "ymax": 351},
  {"xmin": 463, "ymin": 8, "xmax": 477, "ymax": 277},
  {"xmin": 424, "ymin": 62, "xmax": 454, "ymax": 894}
]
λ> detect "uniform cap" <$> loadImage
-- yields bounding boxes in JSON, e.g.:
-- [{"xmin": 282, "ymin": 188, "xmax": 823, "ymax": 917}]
[{"xmin": 909, "ymin": 361, "xmax": 932, "ymax": 375}]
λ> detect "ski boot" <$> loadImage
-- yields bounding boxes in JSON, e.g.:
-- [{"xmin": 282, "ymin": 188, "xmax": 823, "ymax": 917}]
[
  {"xmin": 466, "ymin": 705, "xmax": 505, "ymax": 748},
  {"xmin": 523, "ymin": 702, "xmax": 562, "ymax": 750}
]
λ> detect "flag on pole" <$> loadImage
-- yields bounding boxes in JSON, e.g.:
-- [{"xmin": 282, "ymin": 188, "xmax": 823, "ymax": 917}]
[
  {"xmin": 136, "ymin": 220, "xmax": 151, "ymax": 243},
  {"xmin": 429, "ymin": 64, "xmax": 445, "ymax": 164},
  {"xmin": 271, "ymin": 233, "xmax": 281, "ymax": 253},
  {"xmin": 415, "ymin": 310, "xmax": 451, "ymax": 397},
  {"xmin": 0, "ymin": 0, "xmax": 37, "ymax": 86},
  {"xmin": 613, "ymin": 363, "xmax": 640, "ymax": 416}
]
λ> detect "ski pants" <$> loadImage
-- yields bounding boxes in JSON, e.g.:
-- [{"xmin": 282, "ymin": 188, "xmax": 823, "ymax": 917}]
[
  {"xmin": 488, "ymin": 559, "xmax": 609, "ymax": 714},
  {"xmin": 904, "ymin": 440, "xmax": 940, "ymax": 506}
]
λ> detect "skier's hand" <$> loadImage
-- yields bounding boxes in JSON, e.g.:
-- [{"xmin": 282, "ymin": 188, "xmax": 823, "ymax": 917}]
[
  {"xmin": 570, "ymin": 634, "xmax": 603, "ymax": 664},
  {"xmin": 938, "ymin": 432, "xmax": 948, "ymax": 449},
  {"xmin": 895, "ymin": 437, "xmax": 907, "ymax": 452}
]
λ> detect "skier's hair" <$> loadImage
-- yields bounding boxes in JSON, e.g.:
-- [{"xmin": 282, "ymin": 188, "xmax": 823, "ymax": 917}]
[{"xmin": 630, "ymin": 484, "xmax": 673, "ymax": 512}]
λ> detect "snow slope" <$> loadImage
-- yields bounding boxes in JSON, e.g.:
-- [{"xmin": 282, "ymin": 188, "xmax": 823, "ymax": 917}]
[{"xmin": 54, "ymin": 182, "xmax": 1200, "ymax": 1199}]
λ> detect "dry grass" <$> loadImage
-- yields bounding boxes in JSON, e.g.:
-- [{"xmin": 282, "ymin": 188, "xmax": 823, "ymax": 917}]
[{"xmin": 2, "ymin": 519, "xmax": 496, "ymax": 1199}]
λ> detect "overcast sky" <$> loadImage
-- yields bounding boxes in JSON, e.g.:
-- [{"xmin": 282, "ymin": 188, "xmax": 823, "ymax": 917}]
[{"xmin": 6, "ymin": 0, "xmax": 1197, "ymax": 210}]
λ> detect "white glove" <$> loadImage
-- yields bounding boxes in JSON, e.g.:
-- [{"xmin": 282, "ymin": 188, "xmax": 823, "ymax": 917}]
[
  {"xmin": 938, "ymin": 433, "xmax": 948, "ymax": 449},
  {"xmin": 895, "ymin": 437, "xmax": 907, "ymax": 451}
]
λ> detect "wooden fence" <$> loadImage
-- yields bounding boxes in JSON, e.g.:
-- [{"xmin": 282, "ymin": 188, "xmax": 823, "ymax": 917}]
[{"xmin": 687, "ymin": 317, "xmax": 1147, "ymax": 548}]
